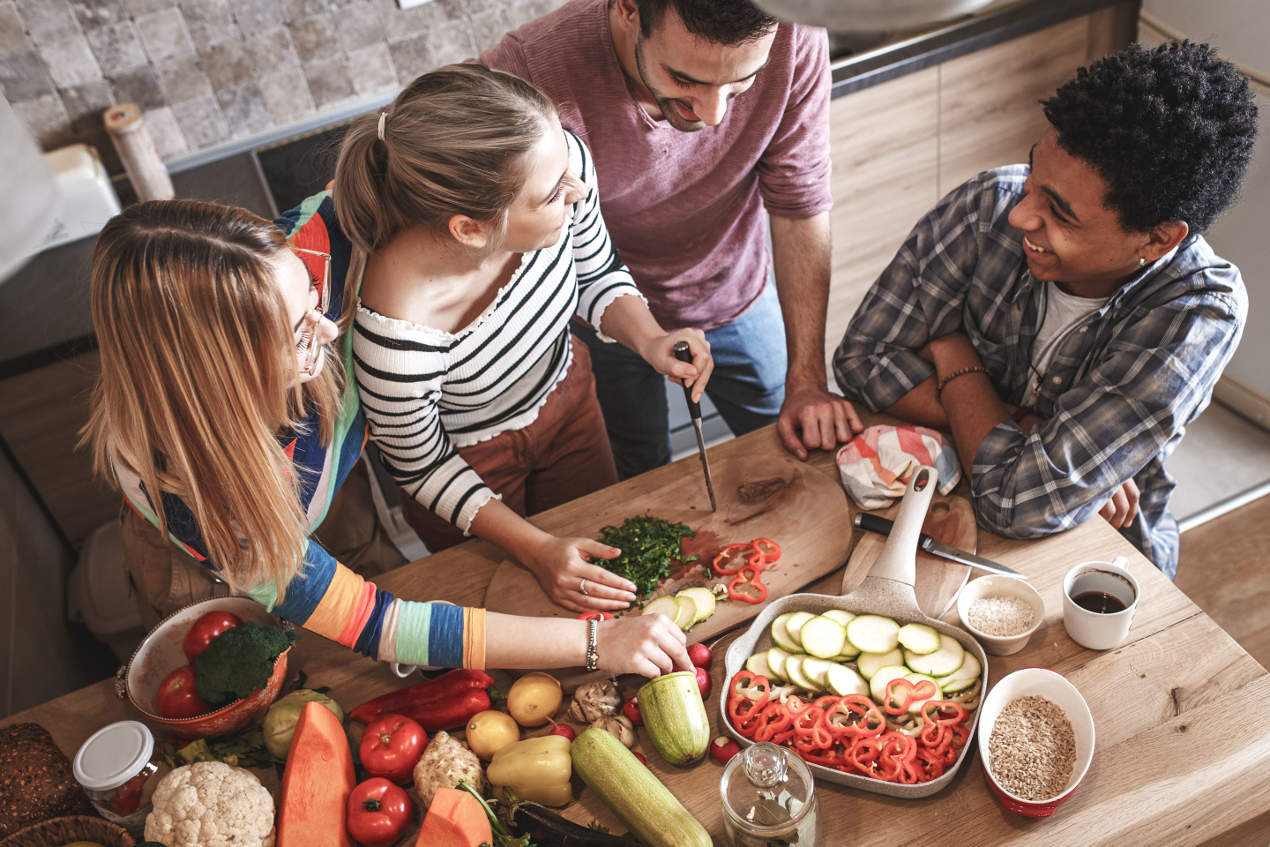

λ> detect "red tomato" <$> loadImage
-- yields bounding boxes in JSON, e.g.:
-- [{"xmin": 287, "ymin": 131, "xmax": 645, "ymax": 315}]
[
  {"xmin": 695, "ymin": 666, "xmax": 712, "ymax": 699},
  {"xmin": 359, "ymin": 714, "xmax": 427, "ymax": 785},
  {"xmin": 182, "ymin": 610, "xmax": 244, "ymax": 663},
  {"xmin": 347, "ymin": 777, "xmax": 412, "ymax": 847},
  {"xmin": 155, "ymin": 665, "xmax": 212, "ymax": 719}
]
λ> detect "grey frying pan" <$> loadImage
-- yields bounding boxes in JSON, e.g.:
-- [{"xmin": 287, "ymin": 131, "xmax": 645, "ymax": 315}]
[{"xmin": 719, "ymin": 466, "xmax": 987, "ymax": 798}]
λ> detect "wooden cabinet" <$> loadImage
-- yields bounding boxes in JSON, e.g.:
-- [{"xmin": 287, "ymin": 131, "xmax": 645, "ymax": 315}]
[{"xmin": 826, "ymin": 3, "xmax": 1138, "ymax": 377}]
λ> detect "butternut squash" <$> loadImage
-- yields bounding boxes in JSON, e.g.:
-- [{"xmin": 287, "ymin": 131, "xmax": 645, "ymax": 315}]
[
  {"xmin": 414, "ymin": 787, "xmax": 492, "ymax": 847},
  {"xmin": 277, "ymin": 700, "xmax": 355, "ymax": 847}
]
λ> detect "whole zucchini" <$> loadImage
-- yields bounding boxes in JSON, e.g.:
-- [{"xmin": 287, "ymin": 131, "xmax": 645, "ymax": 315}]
[
  {"xmin": 637, "ymin": 670, "xmax": 710, "ymax": 766},
  {"xmin": 571, "ymin": 727, "xmax": 711, "ymax": 847}
]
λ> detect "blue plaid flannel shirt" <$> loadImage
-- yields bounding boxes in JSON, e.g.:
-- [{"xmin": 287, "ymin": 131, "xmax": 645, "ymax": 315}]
[{"xmin": 833, "ymin": 166, "xmax": 1247, "ymax": 577}]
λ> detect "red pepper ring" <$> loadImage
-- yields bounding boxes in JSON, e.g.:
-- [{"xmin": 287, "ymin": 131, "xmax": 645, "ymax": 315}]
[
  {"xmin": 729, "ymin": 671, "xmax": 771, "ymax": 705},
  {"xmin": 849, "ymin": 736, "xmax": 883, "ymax": 777},
  {"xmin": 825, "ymin": 697, "xmax": 885, "ymax": 739},
  {"xmin": 950, "ymin": 723, "xmax": 971, "ymax": 748},
  {"xmin": 752, "ymin": 538, "xmax": 781, "ymax": 561},
  {"xmin": 712, "ymin": 543, "xmax": 759, "ymax": 576},
  {"xmin": 921, "ymin": 699, "xmax": 969, "ymax": 727},
  {"xmin": 918, "ymin": 721, "xmax": 952, "ymax": 755},
  {"xmin": 752, "ymin": 702, "xmax": 795, "ymax": 743},
  {"xmin": 915, "ymin": 746, "xmax": 947, "ymax": 781},
  {"xmin": 727, "ymin": 566, "xmax": 768, "ymax": 604},
  {"xmin": 575, "ymin": 610, "xmax": 614, "ymax": 621}
]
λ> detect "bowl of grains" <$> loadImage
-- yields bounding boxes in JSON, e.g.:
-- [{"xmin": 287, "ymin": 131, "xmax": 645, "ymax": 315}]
[
  {"xmin": 978, "ymin": 668, "xmax": 1095, "ymax": 816},
  {"xmin": 956, "ymin": 574, "xmax": 1045, "ymax": 655}
]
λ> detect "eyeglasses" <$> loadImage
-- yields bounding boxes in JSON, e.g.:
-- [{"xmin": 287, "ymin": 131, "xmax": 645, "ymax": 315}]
[{"xmin": 291, "ymin": 246, "xmax": 331, "ymax": 377}]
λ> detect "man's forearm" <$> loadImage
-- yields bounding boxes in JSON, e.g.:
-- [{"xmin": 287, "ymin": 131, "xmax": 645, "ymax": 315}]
[
  {"xmin": 770, "ymin": 212, "xmax": 831, "ymax": 388},
  {"xmin": 929, "ymin": 336, "xmax": 1011, "ymax": 471},
  {"xmin": 882, "ymin": 378, "xmax": 950, "ymax": 429}
]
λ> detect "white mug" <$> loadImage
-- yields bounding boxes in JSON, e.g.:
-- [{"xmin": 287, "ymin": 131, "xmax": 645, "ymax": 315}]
[{"xmin": 1062, "ymin": 556, "xmax": 1139, "ymax": 650}]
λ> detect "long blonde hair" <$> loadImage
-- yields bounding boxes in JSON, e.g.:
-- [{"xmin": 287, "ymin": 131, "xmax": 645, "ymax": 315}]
[
  {"xmin": 333, "ymin": 63, "xmax": 557, "ymax": 254},
  {"xmin": 83, "ymin": 199, "xmax": 343, "ymax": 597}
]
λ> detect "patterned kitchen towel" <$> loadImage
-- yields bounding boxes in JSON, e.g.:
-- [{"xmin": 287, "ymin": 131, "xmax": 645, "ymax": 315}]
[{"xmin": 835, "ymin": 425, "xmax": 961, "ymax": 509}]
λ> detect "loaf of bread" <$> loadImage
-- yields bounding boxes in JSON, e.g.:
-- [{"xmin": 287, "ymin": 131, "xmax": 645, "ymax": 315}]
[{"xmin": 0, "ymin": 723, "xmax": 94, "ymax": 836}]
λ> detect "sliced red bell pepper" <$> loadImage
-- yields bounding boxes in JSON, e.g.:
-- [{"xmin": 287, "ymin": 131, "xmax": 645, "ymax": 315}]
[
  {"xmin": 348, "ymin": 668, "xmax": 494, "ymax": 725},
  {"xmin": 920, "ymin": 699, "xmax": 969, "ymax": 727},
  {"xmin": 793, "ymin": 706, "xmax": 833, "ymax": 751},
  {"xmin": 752, "ymin": 538, "xmax": 781, "ymax": 561},
  {"xmin": 826, "ymin": 696, "xmax": 885, "ymax": 739},
  {"xmin": 915, "ymin": 746, "xmax": 947, "ymax": 781},
  {"xmin": 712, "ymin": 543, "xmax": 760, "ymax": 575},
  {"xmin": 752, "ymin": 702, "xmax": 794, "ymax": 743},
  {"xmin": 727, "ymin": 565, "xmax": 768, "ymax": 604}
]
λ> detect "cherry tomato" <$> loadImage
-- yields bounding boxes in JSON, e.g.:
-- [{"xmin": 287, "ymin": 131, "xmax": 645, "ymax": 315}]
[
  {"xmin": 622, "ymin": 697, "xmax": 643, "ymax": 726},
  {"xmin": 155, "ymin": 665, "xmax": 212, "ymax": 719},
  {"xmin": 347, "ymin": 777, "xmax": 412, "ymax": 847},
  {"xmin": 695, "ymin": 666, "xmax": 713, "ymax": 699},
  {"xmin": 182, "ymin": 610, "xmax": 243, "ymax": 664},
  {"xmin": 548, "ymin": 720, "xmax": 576, "ymax": 741},
  {"xmin": 687, "ymin": 642, "xmax": 712, "ymax": 669},
  {"xmin": 360, "ymin": 714, "xmax": 427, "ymax": 785}
]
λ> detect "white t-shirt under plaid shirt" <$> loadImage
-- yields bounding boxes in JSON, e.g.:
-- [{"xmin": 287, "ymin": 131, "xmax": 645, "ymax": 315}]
[
  {"xmin": 354, "ymin": 130, "xmax": 643, "ymax": 535},
  {"xmin": 833, "ymin": 165, "xmax": 1247, "ymax": 577}
]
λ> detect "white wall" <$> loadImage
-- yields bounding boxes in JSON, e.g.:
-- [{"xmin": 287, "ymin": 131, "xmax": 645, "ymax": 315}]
[{"xmin": 1141, "ymin": 0, "xmax": 1270, "ymax": 422}]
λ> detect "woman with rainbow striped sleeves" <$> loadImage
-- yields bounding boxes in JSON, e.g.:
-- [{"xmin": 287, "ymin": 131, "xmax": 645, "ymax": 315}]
[{"xmin": 83, "ymin": 194, "xmax": 691, "ymax": 678}]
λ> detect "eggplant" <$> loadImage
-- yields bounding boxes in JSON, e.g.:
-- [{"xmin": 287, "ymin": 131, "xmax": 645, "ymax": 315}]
[{"xmin": 508, "ymin": 800, "xmax": 634, "ymax": 846}]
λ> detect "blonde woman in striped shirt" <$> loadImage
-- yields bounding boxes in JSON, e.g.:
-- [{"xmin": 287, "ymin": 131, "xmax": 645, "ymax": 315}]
[{"xmin": 335, "ymin": 65, "xmax": 713, "ymax": 612}]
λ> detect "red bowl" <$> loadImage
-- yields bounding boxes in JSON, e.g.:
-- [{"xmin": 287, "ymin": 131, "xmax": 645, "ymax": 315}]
[
  {"xmin": 116, "ymin": 597, "xmax": 290, "ymax": 739},
  {"xmin": 977, "ymin": 668, "xmax": 1096, "ymax": 816}
]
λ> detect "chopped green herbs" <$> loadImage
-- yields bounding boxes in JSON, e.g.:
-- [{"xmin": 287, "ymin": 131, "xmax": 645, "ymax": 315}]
[{"xmin": 598, "ymin": 515, "xmax": 696, "ymax": 600}]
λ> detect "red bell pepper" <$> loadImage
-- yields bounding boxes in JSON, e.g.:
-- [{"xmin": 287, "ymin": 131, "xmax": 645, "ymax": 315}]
[
  {"xmin": 727, "ymin": 565, "xmax": 768, "ymax": 604},
  {"xmin": 713, "ymin": 543, "xmax": 764, "ymax": 576},
  {"xmin": 349, "ymin": 668, "xmax": 494, "ymax": 727},
  {"xmin": 882, "ymin": 677, "xmax": 938, "ymax": 715},
  {"xmin": 752, "ymin": 538, "xmax": 781, "ymax": 561},
  {"xmin": 752, "ymin": 702, "xmax": 795, "ymax": 742}
]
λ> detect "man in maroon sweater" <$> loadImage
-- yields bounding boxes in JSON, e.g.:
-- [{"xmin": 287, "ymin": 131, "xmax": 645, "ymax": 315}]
[{"xmin": 482, "ymin": 0, "xmax": 861, "ymax": 477}]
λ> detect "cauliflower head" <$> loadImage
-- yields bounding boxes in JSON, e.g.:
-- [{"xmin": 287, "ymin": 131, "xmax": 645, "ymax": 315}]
[
  {"xmin": 412, "ymin": 730, "xmax": 484, "ymax": 808},
  {"xmin": 145, "ymin": 761, "xmax": 275, "ymax": 847}
]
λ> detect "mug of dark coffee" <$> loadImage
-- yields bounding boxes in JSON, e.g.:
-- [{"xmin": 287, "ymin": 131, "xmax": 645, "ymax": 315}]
[{"xmin": 1061, "ymin": 556, "xmax": 1139, "ymax": 650}]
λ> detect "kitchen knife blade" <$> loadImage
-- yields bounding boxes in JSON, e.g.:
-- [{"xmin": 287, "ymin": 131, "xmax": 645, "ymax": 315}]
[
  {"xmin": 853, "ymin": 512, "xmax": 1026, "ymax": 579},
  {"xmin": 673, "ymin": 341, "xmax": 717, "ymax": 512}
]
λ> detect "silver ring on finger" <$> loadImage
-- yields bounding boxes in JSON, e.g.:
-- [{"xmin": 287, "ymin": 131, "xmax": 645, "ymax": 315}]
[{"xmin": 579, "ymin": 578, "xmax": 588, "ymax": 596}]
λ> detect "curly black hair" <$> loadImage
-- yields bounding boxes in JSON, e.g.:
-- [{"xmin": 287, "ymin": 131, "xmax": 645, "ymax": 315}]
[
  {"xmin": 1042, "ymin": 41, "xmax": 1258, "ymax": 234},
  {"xmin": 635, "ymin": 0, "xmax": 776, "ymax": 44}
]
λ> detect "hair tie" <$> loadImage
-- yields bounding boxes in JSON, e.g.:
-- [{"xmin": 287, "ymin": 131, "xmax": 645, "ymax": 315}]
[{"xmin": 377, "ymin": 109, "xmax": 389, "ymax": 142}]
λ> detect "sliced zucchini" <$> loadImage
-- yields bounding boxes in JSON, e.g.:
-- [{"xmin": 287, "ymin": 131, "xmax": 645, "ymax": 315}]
[
  {"xmin": 769, "ymin": 613, "xmax": 802, "ymax": 653},
  {"xmin": 672, "ymin": 596, "xmax": 697, "ymax": 630},
  {"xmin": 897, "ymin": 623, "xmax": 941, "ymax": 655},
  {"xmin": 856, "ymin": 648, "xmax": 904, "ymax": 680},
  {"xmin": 822, "ymin": 609, "xmax": 855, "ymax": 627},
  {"xmin": 642, "ymin": 596, "xmax": 680, "ymax": 621},
  {"xmin": 905, "ymin": 634, "xmax": 965, "ymax": 677},
  {"xmin": 677, "ymin": 587, "xmax": 716, "ymax": 623},
  {"xmin": 825, "ymin": 663, "xmax": 869, "ymax": 697},
  {"xmin": 846, "ymin": 614, "xmax": 900, "ymax": 654},
  {"xmin": 783, "ymin": 611, "xmax": 816, "ymax": 648},
  {"xmin": 784, "ymin": 655, "xmax": 818, "ymax": 692},
  {"xmin": 868, "ymin": 665, "xmax": 910, "ymax": 703},
  {"xmin": 936, "ymin": 651, "xmax": 981, "ymax": 693},
  {"xmin": 800, "ymin": 657, "xmax": 834, "ymax": 690},
  {"xmin": 799, "ymin": 615, "xmax": 847, "ymax": 659},
  {"xmin": 765, "ymin": 647, "xmax": 792, "ymax": 682},
  {"xmin": 745, "ymin": 651, "xmax": 774, "ymax": 679},
  {"xmin": 903, "ymin": 673, "xmax": 944, "ymax": 714},
  {"xmin": 834, "ymin": 641, "xmax": 862, "ymax": 661}
]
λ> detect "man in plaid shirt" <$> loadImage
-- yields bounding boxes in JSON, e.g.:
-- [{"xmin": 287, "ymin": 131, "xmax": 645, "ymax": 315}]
[{"xmin": 833, "ymin": 42, "xmax": 1258, "ymax": 577}]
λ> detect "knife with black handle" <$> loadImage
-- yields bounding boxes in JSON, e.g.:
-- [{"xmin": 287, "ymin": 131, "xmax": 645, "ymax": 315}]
[
  {"xmin": 853, "ymin": 512, "xmax": 1026, "ymax": 579},
  {"xmin": 673, "ymin": 341, "xmax": 717, "ymax": 511}
]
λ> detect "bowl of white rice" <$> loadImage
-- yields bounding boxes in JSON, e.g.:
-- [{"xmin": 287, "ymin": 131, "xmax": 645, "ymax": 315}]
[{"xmin": 956, "ymin": 574, "xmax": 1045, "ymax": 655}]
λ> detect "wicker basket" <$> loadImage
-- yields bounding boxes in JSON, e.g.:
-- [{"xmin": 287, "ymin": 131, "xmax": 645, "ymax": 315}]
[{"xmin": 0, "ymin": 815, "xmax": 134, "ymax": 847}]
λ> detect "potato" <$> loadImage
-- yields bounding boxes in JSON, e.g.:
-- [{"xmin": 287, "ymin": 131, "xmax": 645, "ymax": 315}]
[
  {"xmin": 506, "ymin": 672, "xmax": 564, "ymax": 727},
  {"xmin": 464, "ymin": 709, "xmax": 520, "ymax": 759}
]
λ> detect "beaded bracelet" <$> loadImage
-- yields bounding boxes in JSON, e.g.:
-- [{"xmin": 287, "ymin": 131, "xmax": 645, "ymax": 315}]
[
  {"xmin": 935, "ymin": 365, "xmax": 989, "ymax": 400},
  {"xmin": 585, "ymin": 617, "xmax": 599, "ymax": 671}
]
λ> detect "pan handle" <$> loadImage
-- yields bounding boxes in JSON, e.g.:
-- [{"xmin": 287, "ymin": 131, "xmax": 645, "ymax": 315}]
[{"xmin": 864, "ymin": 466, "xmax": 937, "ymax": 588}]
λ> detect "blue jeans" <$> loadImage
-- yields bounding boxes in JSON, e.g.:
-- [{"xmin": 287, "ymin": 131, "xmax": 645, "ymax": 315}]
[{"xmin": 578, "ymin": 284, "xmax": 788, "ymax": 478}]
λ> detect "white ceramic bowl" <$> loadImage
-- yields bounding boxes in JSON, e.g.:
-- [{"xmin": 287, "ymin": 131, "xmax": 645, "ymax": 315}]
[
  {"xmin": 956, "ymin": 575, "xmax": 1045, "ymax": 655},
  {"xmin": 978, "ymin": 668, "xmax": 1095, "ymax": 817}
]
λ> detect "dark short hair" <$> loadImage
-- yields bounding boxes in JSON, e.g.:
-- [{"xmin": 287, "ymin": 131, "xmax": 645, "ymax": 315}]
[
  {"xmin": 1042, "ymin": 41, "xmax": 1258, "ymax": 234},
  {"xmin": 636, "ymin": 0, "xmax": 776, "ymax": 44}
]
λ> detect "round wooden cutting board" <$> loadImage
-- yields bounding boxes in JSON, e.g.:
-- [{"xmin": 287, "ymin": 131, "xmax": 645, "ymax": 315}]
[{"xmin": 482, "ymin": 440, "xmax": 855, "ymax": 643}]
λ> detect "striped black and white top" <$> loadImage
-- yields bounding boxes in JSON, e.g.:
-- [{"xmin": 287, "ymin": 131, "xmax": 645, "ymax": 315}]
[{"xmin": 353, "ymin": 130, "xmax": 642, "ymax": 533}]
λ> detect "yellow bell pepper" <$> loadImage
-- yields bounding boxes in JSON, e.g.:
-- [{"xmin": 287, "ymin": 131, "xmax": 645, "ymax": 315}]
[{"xmin": 485, "ymin": 734, "xmax": 573, "ymax": 806}]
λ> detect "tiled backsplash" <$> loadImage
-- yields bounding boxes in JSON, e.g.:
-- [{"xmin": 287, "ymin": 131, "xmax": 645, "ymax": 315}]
[{"xmin": 0, "ymin": 0, "xmax": 565, "ymax": 173}]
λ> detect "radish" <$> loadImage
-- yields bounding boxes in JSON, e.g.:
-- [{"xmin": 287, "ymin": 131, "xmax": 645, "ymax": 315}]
[{"xmin": 687, "ymin": 642, "xmax": 712, "ymax": 669}]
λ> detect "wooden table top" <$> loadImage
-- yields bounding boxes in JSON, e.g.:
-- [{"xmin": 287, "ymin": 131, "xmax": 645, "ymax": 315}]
[{"xmin": 8, "ymin": 424, "xmax": 1270, "ymax": 845}]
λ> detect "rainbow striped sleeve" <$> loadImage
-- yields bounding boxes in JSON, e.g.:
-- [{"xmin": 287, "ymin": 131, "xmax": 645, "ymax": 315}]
[{"xmin": 249, "ymin": 540, "xmax": 487, "ymax": 669}]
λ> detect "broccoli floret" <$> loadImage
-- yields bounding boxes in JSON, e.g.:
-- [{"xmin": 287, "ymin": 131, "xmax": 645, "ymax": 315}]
[{"xmin": 194, "ymin": 621, "xmax": 296, "ymax": 705}]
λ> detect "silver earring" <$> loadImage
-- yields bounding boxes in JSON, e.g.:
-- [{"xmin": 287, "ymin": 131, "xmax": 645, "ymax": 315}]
[{"xmin": 1138, "ymin": 256, "xmax": 1146, "ymax": 267}]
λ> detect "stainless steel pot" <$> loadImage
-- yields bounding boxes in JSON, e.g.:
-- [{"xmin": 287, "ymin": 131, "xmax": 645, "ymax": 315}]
[{"xmin": 719, "ymin": 466, "xmax": 987, "ymax": 798}]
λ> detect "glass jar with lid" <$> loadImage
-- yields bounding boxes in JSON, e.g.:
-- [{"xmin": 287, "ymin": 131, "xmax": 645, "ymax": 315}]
[
  {"xmin": 720, "ymin": 741, "xmax": 820, "ymax": 846},
  {"xmin": 72, "ymin": 721, "xmax": 163, "ymax": 835}
]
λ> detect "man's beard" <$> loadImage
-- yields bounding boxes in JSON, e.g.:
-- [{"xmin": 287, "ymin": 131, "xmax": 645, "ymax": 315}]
[{"xmin": 633, "ymin": 34, "xmax": 705, "ymax": 133}]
